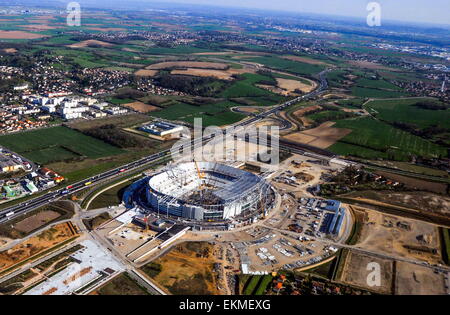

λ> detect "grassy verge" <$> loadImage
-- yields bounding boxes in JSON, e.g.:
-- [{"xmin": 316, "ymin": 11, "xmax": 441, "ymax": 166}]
[
  {"xmin": 95, "ymin": 272, "xmax": 151, "ymax": 295},
  {"xmin": 439, "ymin": 227, "xmax": 450, "ymax": 265}
]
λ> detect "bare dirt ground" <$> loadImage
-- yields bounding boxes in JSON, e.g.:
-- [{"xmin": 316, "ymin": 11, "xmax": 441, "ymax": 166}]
[
  {"xmin": 2, "ymin": 48, "xmax": 17, "ymax": 54},
  {"xmin": 67, "ymin": 40, "xmax": 113, "ymax": 48},
  {"xmin": 14, "ymin": 211, "xmax": 61, "ymax": 234},
  {"xmin": 171, "ymin": 68, "xmax": 234, "ymax": 80},
  {"xmin": 192, "ymin": 51, "xmax": 232, "ymax": 56},
  {"xmin": 123, "ymin": 101, "xmax": 159, "ymax": 113},
  {"xmin": 282, "ymin": 55, "xmax": 330, "ymax": 66},
  {"xmin": 0, "ymin": 223, "xmax": 77, "ymax": 274},
  {"xmin": 134, "ymin": 69, "xmax": 158, "ymax": 77},
  {"xmin": 236, "ymin": 107, "xmax": 263, "ymax": 114},
  {"xmin": 339, "ymin": 251, "xmax": 393, "ymax": 294},
  {"xmin": 0, "ymin": 31, "xmax": 47, "ymax": 39},
  {"xmin": 143, "ymin": 242, "xmax": 221, "ymax": 295},
  {"xmin": 395, "ymin": 261, "xmax": 447, "ymax": 295},
  {"xmin": 373, "ymin": 171, "xmax": 448, "ymax": 195},
  {"xmin": 19, "ymin": 25, "xmax": 61, "ymax": 31},
  {"xmin": 322, "ymin": 93, "xmax": 354, "ymax": 99},
  {"xmin": 257, "ymin": 84, "xmax": 286, "ymax": 95},
  {"xmin": 147, "ymin": 61, "xmax": 228, "ymax": 70},
  {"xmin": 356, "ymin": 207, "xmax": 442, "ymax": 264},
  {"xmin": 254, "ymin": 118, "xmax": 283, "ymax": 129},
  {"xmin": 283, "ymin": 121, "xmax": 352, "ymax": 148},
  {"xmin": 258, "ymin": 76, "xmax": 316, "ymax": 96},
  {"xmin": 343, "ymin": 191, "xmax": 450, "ymax": 218},
  {"xmin": 276, "ymin": 78, "xmax": 315, "ymax": 94},
  {"xmin": 293, "ymin": 105, "xmax": 322, "ymax": 118}
]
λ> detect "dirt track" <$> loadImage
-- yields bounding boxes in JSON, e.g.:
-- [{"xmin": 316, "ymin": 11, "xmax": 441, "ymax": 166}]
[{"xmin": 283, "ymin": 122, "xmax": 352, "ymax": 149}]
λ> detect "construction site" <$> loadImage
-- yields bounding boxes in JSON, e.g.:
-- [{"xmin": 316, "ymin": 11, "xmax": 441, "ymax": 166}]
[{"xmin": 143, "ymin": 161, "xmax": 274, "ymax": 223}]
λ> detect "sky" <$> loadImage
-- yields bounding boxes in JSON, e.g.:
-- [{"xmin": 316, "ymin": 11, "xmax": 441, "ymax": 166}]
[{"xmin": 151, "ymin": 0, "xmax": 450, "ymax": 25}]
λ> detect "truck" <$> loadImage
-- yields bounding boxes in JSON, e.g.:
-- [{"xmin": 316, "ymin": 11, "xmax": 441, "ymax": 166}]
[{"xmin": 5, "ymin": 211, "xmax": 14, "ymax": 218}]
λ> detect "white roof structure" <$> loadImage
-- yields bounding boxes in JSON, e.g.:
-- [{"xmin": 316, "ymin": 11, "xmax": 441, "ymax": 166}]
[
  {"xmin": 145, "ymin": 162, "xmax": 272, "ymax": 220},
  {"xmin": 148, "ymin": 162, "xmax": 264, "ymax": 203},
  {"xmin": 25, "ymin": 240, "xmax": 124, "ymax": 295}
]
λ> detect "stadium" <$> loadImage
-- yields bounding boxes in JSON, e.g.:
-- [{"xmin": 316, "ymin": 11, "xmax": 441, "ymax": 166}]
[{"xmin": 144, "ymin": 162, "xmax": 273, "ymax": 221}]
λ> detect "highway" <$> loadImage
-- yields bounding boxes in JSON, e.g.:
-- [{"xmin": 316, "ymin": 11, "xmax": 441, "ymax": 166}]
[{"xmin": 0, "ymin": 69, "xmax": 329, "ymax": 224}]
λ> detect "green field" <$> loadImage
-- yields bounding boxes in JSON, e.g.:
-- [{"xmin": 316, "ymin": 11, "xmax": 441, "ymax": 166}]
[
  {"xmin": 440, "ymin": 228, "xmax": 450, "ymax": 265},
  {"xmin": 355, "ymin": 78, "xmax": 402, "ymax": 91},
  {"xmin": 351, "ymin": 86, "xmax": 408, "ymax": 98},
  {"xmin": 364, "ymin": 98, "xmax": 450, "ymax": 130},
  {"xmin": 220, "ymin": 73, "xmax": 277, "ymax": 98},
  {"xmin": 150, "ymin": 100, "xmax": 246, "ymax": 126},
  {"xmin": 335, "ymin": 98, "xmax": 366, "ymax": 108},
  {"xmin": 242, "ymin": 275, "xmax": 273, "ymax": 295},
  {"xmin": 87, "ymin": 179, "xmax": 134, "ymax": 210},
  {"xmin": 329, "ymin": 117, "xmax": 447, "ymax": 160},
  {"xmin": 307, "ymin": 110, "xmax": 356, "ymax": 122},
  {"xmin": 242, "ymin": 56, "xmax": 325, "ymax": 76},
  {"xmin": 0, "ymin": 126, "xmax": 123, "ymax": 164}
]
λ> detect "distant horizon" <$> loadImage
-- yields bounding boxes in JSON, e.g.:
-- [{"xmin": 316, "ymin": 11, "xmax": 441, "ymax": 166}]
[
  {"xmin": 108, "ymin": 0, "xmax": 450, "ymax": 26},
  {"xmin": 2, "ymin": 0, "xmax": 450, "ymax": 27}
]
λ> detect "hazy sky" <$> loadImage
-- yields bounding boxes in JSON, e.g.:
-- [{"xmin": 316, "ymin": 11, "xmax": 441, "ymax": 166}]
[{"xmin": 156, "ymin": 0, "xmax": 450, "ymax": 25}]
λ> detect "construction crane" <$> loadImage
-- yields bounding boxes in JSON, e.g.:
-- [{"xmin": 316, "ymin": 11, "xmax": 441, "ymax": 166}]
[
  {"xmin": 143, "ymin": 215, "xmax": 149, "ymax": 232},
  {"xmin": 194, "ymin": 160, "xmax": 206, "ymax": 179},
  {"xmin": 193, "ymin": 160, "xmax": 207, "ymax": 190}
]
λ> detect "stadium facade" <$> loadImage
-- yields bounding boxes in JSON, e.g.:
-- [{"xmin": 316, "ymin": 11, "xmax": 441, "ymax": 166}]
[{"xmin": 145, "ymin": 162, "xmax": 272, "ymax": 221}]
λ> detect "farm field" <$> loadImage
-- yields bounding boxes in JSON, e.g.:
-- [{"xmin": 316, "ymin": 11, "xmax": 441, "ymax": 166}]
[
  {"xmin": 220, "ymin": 73, "xmax": 279, "ymax": 98},
  {"xmin": 306, "ymin": 110, "xmax": 357, "ymax": 123},
  {"xmin": 284, "ymin": 121, "xmax": 352, "ymax": 149},
  {"xmin": 0, "ymin": 222, "xmax": 78, "ymax": 275},
  {"xmin": 351, "ymin": 86, "xmax": 408, "ymax": 98},
  {"xmin": 364, "ymin": 98, "xmax": 450, "ymax": 130},
  {"xmin": 241, "ymin": 56, "xmax": 325, "ymax": 76},
  {"xmin": 150, "ymin": 100, "xmax": 246, "ymax": 126},
  {"xmin": 140, "ymin": 242, "xmax": 220, "ymax": 295},
  {"xmin": 355, "ymin": 78, "xmax": 402, "ymax": 91},
  {"xmin": 328, "ymin": 117, "xmax": 447, "ymax": 160},
  {"xmin": 395, "ymin": 261, "xmax": 447, "ymax": 295},
  {"xmin": 146, "ymin": 61, "xmax": 228, "ymax": 70},
  {"xmin": 354, "ymin": 208, "xmax": 441, "ymax": 264},
  {"xmin": 122, "ymin": 101, "xmax": 159, "ymax": 113},
  {"xmin": 338, "ymin": 251, "xmax": 393, "ymax": 294},
  {"xmin": 0, "ymin": 30, "xmax": 47, "ymax": 39},
  {"xmin": 0, "ymin": 126, "xmax": 123, "ymax": 165}
]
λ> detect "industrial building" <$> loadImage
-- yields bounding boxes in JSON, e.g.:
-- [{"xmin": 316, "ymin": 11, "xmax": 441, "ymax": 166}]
[
  {"xmin": 0, "ymin": 154, "xmax": 23, "ymax": 173},
  {"xmin": 300, "ymin": 198, "xmax": 346, "ymax": 236},
  {"xmin": 139, "ymin": 121, "xmax": 184, "ymax": 139},
  {"xmin": 144, "ymin": 162, "xmax": 272, "ymax": 221}
]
